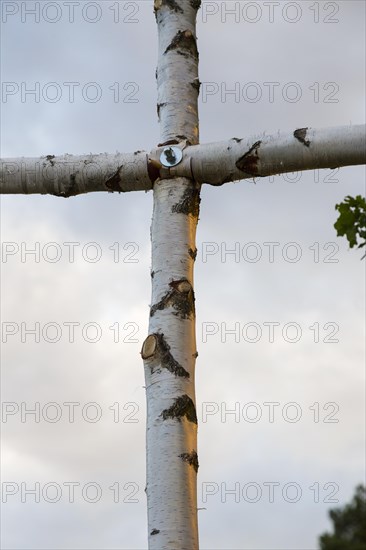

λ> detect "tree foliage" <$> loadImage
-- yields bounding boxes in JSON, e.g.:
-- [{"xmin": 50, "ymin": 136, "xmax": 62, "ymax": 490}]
[
  {"xmin": 319, "ymin": 485, "xmax": 366, "ymax": 550},
  {"xmin": 334, "ymin": 195, "xmax": 366, "ymax": 254}
]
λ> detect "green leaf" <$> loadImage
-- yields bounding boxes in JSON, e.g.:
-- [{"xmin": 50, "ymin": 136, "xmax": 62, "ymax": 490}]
[{"xmin": 334, "ymin": 195, "xmax": 366, "ymax": 254}]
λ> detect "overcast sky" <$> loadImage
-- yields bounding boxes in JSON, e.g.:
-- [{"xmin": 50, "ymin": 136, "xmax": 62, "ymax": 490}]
[{"xmin": 1, "ymin": 1, "xmax": 365, "ymax": 549}]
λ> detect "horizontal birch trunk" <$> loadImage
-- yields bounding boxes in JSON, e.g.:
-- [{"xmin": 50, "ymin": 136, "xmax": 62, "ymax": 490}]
[{"xmin": 1, "ymin": 125, "xmax": 365, "ymax": 196}]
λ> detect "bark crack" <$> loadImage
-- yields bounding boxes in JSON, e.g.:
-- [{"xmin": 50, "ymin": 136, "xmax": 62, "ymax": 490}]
[
  {"xmin": 179, "ymin": 450, "xmax": 199, "ymax": 472},
  {"xmin": 161, "ymin": 395, "xmax": 197, "ymax": 424},
  {"xmin": 235, "ymin": 140, "xmax": 262, "ymax": 176},
  {"xmin": 150, "ymin": 279, "xmax": 195, "ymax": 319},
  {"xmin": 294, "ymin": 127, "xmax": 311, "ymax": 147}
]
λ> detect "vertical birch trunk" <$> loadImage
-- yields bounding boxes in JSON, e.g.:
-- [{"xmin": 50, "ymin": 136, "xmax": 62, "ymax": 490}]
[{"xmin": 140, "ymin": 0, "xmax": 201, "ymax": 548}]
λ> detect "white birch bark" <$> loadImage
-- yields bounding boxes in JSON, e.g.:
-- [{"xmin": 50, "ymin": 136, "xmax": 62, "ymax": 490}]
[
  {"xmin": 1, "ymin": 125, "xmax": 364, "ymax": 195},
  {"xmin": 140, "ymin": 0, "xmax": 201, "ymax": 548},
  {"xmin": 181, "ymin": 124, "xmax": 366, "ymax": 185},
  {"xmin": 0, "ymin": 151, "xmax": 152, "ymax": 196}
]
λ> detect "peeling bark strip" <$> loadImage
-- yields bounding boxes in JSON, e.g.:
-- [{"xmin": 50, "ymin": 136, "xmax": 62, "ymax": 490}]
[
  {"xmin": 176, "ymin": 134, "xmax": 189, "ymax": 142},
  {"xmin": 142, "ymin": 333, "xmax": 190, "ymax": 378},
  {"xmin": 172, "ymin": 186, "xmax": 200, "ymax": 216},
  {"xmin": 294, "ymin": 127, "xmax": 311, "ymax": 147},
  {"xmin": 235, "ymin": 140, "xmax": 262, "ymax": 176},
  {"xmin": 161, "ymin": 394, "xmax": 197, "ymax": 424},
  {"xmin": 157, "ymin": 139, "xmax": 180, "ymax": 147},
  {"xmin": 179, "ymin": 450, "xmax": 199, "ymax": 473},
  {"xmin": 150, "ymin": 278, "xmax": 195, "ymax": 319},
  {"xmin": 164, "ymin": 30, "xmax": 198, "ymax": 59}
]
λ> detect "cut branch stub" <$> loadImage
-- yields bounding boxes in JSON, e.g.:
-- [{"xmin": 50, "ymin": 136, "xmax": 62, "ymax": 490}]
[
  {"xmin": 150, "ymin": 278, "xmax": 195, "ymax": 319},
  {"xmin": 141, "ymin": 334, "xmax": 157, "ymax": 360},
  {"xmin": 141, "ymin": 333, "xmax": 189, "ymax": 378}
]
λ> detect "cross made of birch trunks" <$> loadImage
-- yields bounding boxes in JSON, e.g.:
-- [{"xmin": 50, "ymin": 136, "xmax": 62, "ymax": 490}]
[{"xmin": 1, "ymin": 0, "xmax": 365, "ymax": 548}]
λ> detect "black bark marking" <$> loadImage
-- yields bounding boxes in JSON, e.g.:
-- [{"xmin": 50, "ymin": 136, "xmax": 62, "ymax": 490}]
[
  {"xmin": 231, "ymin": 137, "xmax": 242, "ymax": 143},
  {"xmin": 193, "ymin": 351, "xmax": 198, "ymax": 358},
  {"xmin": 147, "ymin": 159, "xmax": 161, "ymax": 184},
  {"xmin": 153, "ymin": 333, "xmax": 189, "ymax": 378},
  {"xmin": 66, "ymin": 174, "xmax": 77, "ymax": 197},
  {"xmin": 188, "ymin": 247, "xmax": 197, "ymax": 261},
  {"xmin": 172, "ymin": 187, "xmax": 200, "ymax": 217},
  {"xmin": 54, "ymin": 173, "xmax": 78, "ymax": 198},
  {"xmin": 162, "ymin": 0, "xmax": 183, "ymax": 12},
  {"xmin": 105, "ymin": 166, "xmax": 123, "ymax": 192},
  {"xmin": 151, "ymin": 271, "xmax": 155, "ymax": 279},
  {"xmin": 179, "ymin": 450, "xmax": 199, "ymax": 473},
  {"xmin": 235, "ymin": 140, "xmax": 262, "ymax": 176},
  {"xmin": 161, "ymin": 394, "xmax": 197, "ymax": 424},
  {"xmin": 150, "ymin": 279, "xmax": 195, "ymax": 319},
  {"xmin": 190, "ymin": 0, "xmax": 201, "ymax": 9},
  {"xmin": 157, "ymin": 102, "xmax": 167, "ymax": 119},
  {"xmin": 134, "ymin": 150, "xmax": 143, "ymax": 155},
  {"xmin": 45, "ymin": 154, "xmax": 55, "ymax": 166},
  {"xmin": 294, "ymin": 127, "xmax": 311, "ymax": 147},
  {"xmin": 164, "ymin": 30, "xmax": 198, "ymax": 60},
  {"xmin": 150, "ymin": 528, "xmax": 160, "ymax": 535},
  {"xmin": 191, "ymin": 79, "xmax": 201, "ymax": 93}
]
